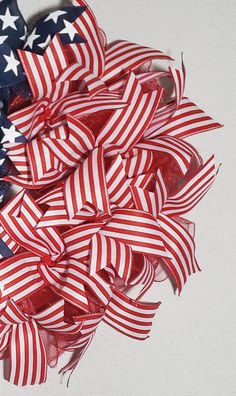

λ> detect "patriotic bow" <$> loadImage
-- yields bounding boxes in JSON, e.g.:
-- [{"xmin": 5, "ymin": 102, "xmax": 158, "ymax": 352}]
[
  {"xmin": 0, "ymin": 190, "xmax": 113, "ymax": 311},
  {"xmin": 0, "ymin": 189, "xmax": 162, "ymax": 386},
  {"xmin": 0, "ymin": 297, "xmax": 105, "ymax": 386}
]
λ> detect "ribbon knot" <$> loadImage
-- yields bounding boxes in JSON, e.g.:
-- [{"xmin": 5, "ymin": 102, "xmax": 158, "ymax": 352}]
[
  {"xmin": 37, "ymin": 106, "xmax": 52, "ymax": 130},
  {"xmin": 41, "ymin": 255, "xmax": 55, "ymax": 267}
]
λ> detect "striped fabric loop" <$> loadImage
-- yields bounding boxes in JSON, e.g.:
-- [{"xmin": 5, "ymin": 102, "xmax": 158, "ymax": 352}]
[
  {"xmin": 18, "ymin": 35, "xmax": 69, "ymax": 101},
  {"xmin": 108, "ymin": 70, "xmax": 169, "ymax": 94},
  {"xmin": 105, "ymin": 154, "xmax": 134, "ymax": 209},
  {"xmin": 162, "ymin": 155, "xmax": 216, "ymax": 216},
  {"xmin": 0, "ymin": 190, "xmax": 66, "ymax": 259},
  {"xmin": 37, "ymin": 261, "xmax": 90, "ymax": 311},
  {"xmin": 7, "ymin": 91, "xmax": 127, "ymax": 144},
  {"xmin": 103, "ymin": 289, "xmax": 161, "ymax": 340},
  {"xmin": 130, "ymin": 169, "xmax": 168, "ymax": 218},
  {"xmin": 0, "ymin": 250, "xmax": 91, "ymax": 313},
  {"xmin": 4, "ymin": 121, "xmax": 89, "ymax": 188},
  {"xmin": 100, "ymin": 208, "xmax": 169, "ymax": 258},
  {"xmin": 64, "ymin": 147, "xmax": 110, "ymax": 219},
  {"xmin": 55, "ymin": 63, "xmax": 108, "ymax": 98},
  {"xmin": 102, "ymin": 40, "xmax": 173, "ymax": 84},
  {"xmin": 37, "ymin": 196, "xmax": 98, "ymax": 229},
  {"xmin": 90, "ymin": 232, "xmax": 132, "ymax": 284},
  {"xmin": 136, "ymin": 136, "xmax": 193, "ymax": 174},
  {"xmin": 140, "ymin": 58, "xmax": 186, "ymax": 139},
  {"xmin": 71, "ymin": 0, "xmax": 106, "ymax": 78},
  {"xmin": 128, "ymin": 256, "xmax": 156, "ymax": 301},
  {"xmin": 5, "ymin": 94, "xmax": 128, "ymax": 188},
  {"xmin": 157, "ymin": 213, "xmax": 199, "ymax": 293},
  {"xmin": 96, "ymin": 72, "xmax": 164, "ymax": 153},
  {"xmin": 63, "ymin": 222, "xmax": 105, "ymax": 262},
  {"xmin": 145, "ymin": 97, "xmax": 222, "ymax": 140}
]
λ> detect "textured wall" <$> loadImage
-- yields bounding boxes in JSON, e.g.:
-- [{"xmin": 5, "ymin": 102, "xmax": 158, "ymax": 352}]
[{"xmin": 1, "ymin": 1, "xmax": 235, "ymax": 395}]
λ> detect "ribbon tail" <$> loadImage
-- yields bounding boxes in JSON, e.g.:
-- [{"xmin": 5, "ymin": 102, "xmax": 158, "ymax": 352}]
[{"xmin": 7, "ymin": 320, "xmax": 47, "ymax": 386}]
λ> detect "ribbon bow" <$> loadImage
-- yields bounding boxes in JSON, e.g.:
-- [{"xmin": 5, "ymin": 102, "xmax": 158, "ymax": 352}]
[
  {"xmin": 0, "ymin": 190, "xmax": 112, "ymax": 312},
  {"xmin": 0, "ymin": 297, "xmax": 105, "ymax": 386}
]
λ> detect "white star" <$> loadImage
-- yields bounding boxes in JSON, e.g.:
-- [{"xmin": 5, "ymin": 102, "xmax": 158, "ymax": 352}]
[
  {"xmin": 44, "ymin": 10, "xmax": 67, "ymax": 24},
  {"xmin": 24, "ymin": 28, "xmax": 40, "ymax": 49},
  {"xmin": 0, "ymin": 195, "xmax": 4, "ymax": 203},
  {"xmin": 0, "ymin": 7, "xmax": 19, "ymax": 31},
  {"xmin": 1, "ymin": 125, "xmax": 21, "ymax": 144},
  {"xmin": 38, "ymin": 35, "xmax": 51, "ymax": 49},
  {"xmin": 60, "ymin": 20, "xmax": 78, "ymax": 41},
  {"xmin": 20, "ymin": 26, "xmax": 27, "ymax": 41},
  {"xmin": 3, "ymin": 51, "xmax": 20, "ymax": 76},
  {"xmin": 0, "ymin": 35, "xmax": 8, "ymax": 44}
]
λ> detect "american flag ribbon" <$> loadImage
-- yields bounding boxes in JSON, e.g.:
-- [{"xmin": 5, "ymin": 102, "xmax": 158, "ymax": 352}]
[
  {"xmin": 0, "ymin": 0, "xmax": 222, "ymax": 386},
  {"xmin": 0, "ymin": 0, "xmax": 27, "ymax": 51}
]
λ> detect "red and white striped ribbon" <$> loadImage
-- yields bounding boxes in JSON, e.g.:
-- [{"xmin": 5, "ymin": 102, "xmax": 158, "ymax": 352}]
[
  {"xmin": 103, "ymin": 289, "xmax": 160, "ymax": 340},
  {"xmin": 72, "ymin": 0, "xmax": 106, "ymax": 78},
  {"xmin": 106, "ymin": 154, "xmax": 133, "ymax": 209},
  {"xmin": 146, "ymin": 97, "xmax": 222, "ymax": 139},
  {"xmin": 123, "ymin": 148, "xmax": 153, "ymax": 178},
  {"xmin": 131, "ymin": 170, "xmax": 167, "ymax": 218},
  {"xmin": 0, "ymin": 190, "xmax": 64, "ymax": 259},
  {"xmin": 19, "ymin": 35, "xmax": 69, "ymax": 101},
  {"xmin": 128, "ymin": 256, "xmax": 156, "ymax": 301},
  {"xmin": 102, "ymin": 40, "xmax": 172, "ymax": 84},
  {"xmin": 108, "ymin": 70, "xmax": 168, "ymax": 94},
  {"xmin": 157, "ymin": 213, "xmax": 199, "ymax": 293},
  {"xmin": 96, "ymin": 72, "xmax": 164, "ymax": 154},
  {"xmin": 64, "ymin": 147, "xmax": 110, "ymax": 219},
  {"xmin": 8, "ymin": 93, "xmax": 127, "ymax": 142},
  {"xmin": 37, "ymin": 191, "xmax": 97, "ymax": 228},
  {"xmin": 55, "ymin": 63, "xmax": 107, "ymax": 98},
  {"xmin": 90, "ymin": 233, "xmax": 132, "ymax": 283},
  {"xmin": 100, "ymin": 208, "xmax": 169, "ymax": 257},
  {"xmin": 162, "ymin": 156, "xmax": 216, "ymax": 216},
  {"xmin": 136, "ymin": 136, "xmax": 194, "ymax": 174},
  {"xmin": 63, "ymin": 223, "xmax": 104, "ymax": 261},
  {"xmin": 0, "ymin": 300, "xmax": 48, "ymax": 386}
]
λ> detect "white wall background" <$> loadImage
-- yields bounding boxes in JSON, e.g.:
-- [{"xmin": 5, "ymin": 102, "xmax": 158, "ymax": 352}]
[{"xmin": 1, "ymin": 1, "xmax": 235, "ymax": 395}]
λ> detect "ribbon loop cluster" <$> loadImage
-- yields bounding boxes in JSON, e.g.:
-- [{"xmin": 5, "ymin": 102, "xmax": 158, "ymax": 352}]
[{"xmin": 0, "ymin": 0, "xmax": 221, "ymax": 386}]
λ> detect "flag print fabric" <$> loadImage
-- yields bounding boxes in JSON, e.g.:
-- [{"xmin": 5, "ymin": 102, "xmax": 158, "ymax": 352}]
[{"xmin": 0, "ymin": 0, "xmax": 222, "ymax": 386}]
